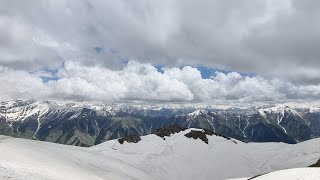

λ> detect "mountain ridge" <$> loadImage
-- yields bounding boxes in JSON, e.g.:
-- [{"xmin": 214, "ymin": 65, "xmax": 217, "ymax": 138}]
[{"xmin": 1, "ymin": 100, "xmax": 320, "ymax": 146}]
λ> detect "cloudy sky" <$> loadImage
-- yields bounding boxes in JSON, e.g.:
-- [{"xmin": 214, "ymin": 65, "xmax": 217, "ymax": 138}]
[{"xmin": 0, "ymin": 0, "xmax": 320, "ymax": 104}]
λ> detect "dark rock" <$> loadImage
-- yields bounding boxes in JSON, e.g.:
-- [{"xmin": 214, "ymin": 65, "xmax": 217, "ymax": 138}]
[
  {"xmin": 205, "ymin": 129, "xmax": 231, "ymax": 140},
  {"xmin": 184, "ymin": 130, "xmax": 209, "ymax": 144},
  {"xmin": 248, "ymin": 174, "xmax": 264, "ymax": 179},
  {"xmin": 203, "ymin": 128, "xmax": 214, "ymax": 135},
  {"xmin": 118, "ymin": 134, "xmax": 141, "ymax": 144},
  {"xmin": 309, "ymin": 158, "xmax": 320, "ymax": 167},
  {"xmin": 203, "ymin": 128, "xmax": 237, "ymax": 143},
  {"xmin": 154, "ymin": 124, "xmax": 187, "ymax": 138},
  {"xmin": 118, "ymin": 138, "xmax": 124, "ymax": 144}
]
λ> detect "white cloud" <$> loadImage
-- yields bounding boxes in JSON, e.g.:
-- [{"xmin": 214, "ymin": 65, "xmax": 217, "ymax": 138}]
[
  {"xmin": 1, "ymin": 0, "xmax": 320, "ymax": 84},
  {"xmin": 0, "ymin": 66, "xmax": 49, "ymax": 100},
  {"xmin": 50, "ymin": 60, "xmax": 194, "ymax": 102},
  {"xmin": 1, "ymin": 61, "xmax": 319, "ymax": 103}
]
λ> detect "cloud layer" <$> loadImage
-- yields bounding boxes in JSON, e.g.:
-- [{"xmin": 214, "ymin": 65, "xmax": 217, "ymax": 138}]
[
  {"xmin": 1, "ymin": 61, "xmax": 320, "ymax": 103},
  {"xmin": 1, "ymin": 1, "xmax": 320, "ymax": 103},
  {"xmin": 1, "ymin": 1, "xmax": 320, "ymax": 82}
]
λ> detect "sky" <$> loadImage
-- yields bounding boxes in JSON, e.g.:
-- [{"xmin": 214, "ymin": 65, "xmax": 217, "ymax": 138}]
[{"xmin": 0, "ymin": 0, "xmax": 320, "ymax": 104}]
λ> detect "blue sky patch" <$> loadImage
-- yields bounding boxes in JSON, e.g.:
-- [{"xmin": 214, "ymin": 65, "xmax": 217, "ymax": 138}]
[
  {"xmin": 41, "ymin": 76, "xmax": 59, "ymax": 83},
  {"xmin": 94, "ymin": 46, "xmax": 104, "ymax": 53}
]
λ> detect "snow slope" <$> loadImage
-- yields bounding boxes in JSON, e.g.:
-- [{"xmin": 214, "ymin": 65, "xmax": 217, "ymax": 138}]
[
  {"xmin": 0, "ymin": 129, "xmax": 320, "ymax": 180},
  {"xmin": 92, "ymin": 129, "xmax": 320, "ymax": 180},
  {"xmin": 233, "ymin": 168, "xmax": 320, "ymax": 180},
  {"xmin": 0, "ymin": 136, "xmax": 152, "ymax": 180}
]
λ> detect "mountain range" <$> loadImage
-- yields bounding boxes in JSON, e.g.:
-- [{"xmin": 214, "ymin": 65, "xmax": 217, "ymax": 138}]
[{"xmin": 1, "ymin": 100, "xmax": 320, "ymax": 146}]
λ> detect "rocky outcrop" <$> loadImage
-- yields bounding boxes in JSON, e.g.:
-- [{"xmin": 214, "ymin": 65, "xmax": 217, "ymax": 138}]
[
  {"xmin": 185, "ymin": 130, "xmax": 209, "ymax": 144},
  {"xmin": 203, "ymin": 129, "xmax": 230, "ymax": 139},
  {"xmin": 118, "ymin": 134, "xmax": 141, "ymax": 144},
  {"xmin": 309, "ymin": 158, "xmax": 320, "ymax": 167},
  {"xmin": 154, "ymin": 124, "xmax": 186, "ymax": 138},
  {"xmin": 184, "ymin": 129, "xmax": 238, "ymax": 144}
]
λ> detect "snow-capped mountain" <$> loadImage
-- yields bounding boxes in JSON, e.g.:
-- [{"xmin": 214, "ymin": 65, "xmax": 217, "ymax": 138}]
[
  {"xmin": 1, "ymin": 100, "xmax": 320, "ymax": 146},
  {"xmin": 0, "ymin": 127, "xmax": 319, "ymax": 180}
]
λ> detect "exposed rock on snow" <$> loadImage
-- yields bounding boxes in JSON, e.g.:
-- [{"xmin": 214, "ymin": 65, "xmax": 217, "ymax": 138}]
[
  {"xmin": 185, "ymin": 130, "xmax": 210, "ymax": 143},
  {"xmin": 154, "ymin": 124, "xmax": 186, "ymax": 138},
  {"xmin": 184, "ymin": 129, "xmax": 237, "ymax": 144},
  {"xmin": 118, "ymin": 134, "xmax": 141, "ymax": 144},
  {"xmin": 309, "ymin": 158, "xmax": 320, "ymax": 167}
]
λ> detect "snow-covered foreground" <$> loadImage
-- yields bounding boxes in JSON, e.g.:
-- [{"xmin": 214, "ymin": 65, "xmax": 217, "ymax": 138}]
[
  {"xmin": 253, "ymin": 168, "xmax": 320, "ymax": 180},
  {"xmin": 0, "ymin": 136, "xmax": 152, "ymax": 180},
  {"xmin": 0, "ymin": 129, "xmax": 319, "ymax": 180},
  {"xmin": 231, "ymin": 168, "xmax": 320, "ymax": 180}
]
